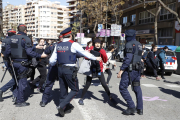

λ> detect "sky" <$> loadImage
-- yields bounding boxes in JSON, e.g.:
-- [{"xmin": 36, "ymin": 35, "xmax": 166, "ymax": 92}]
[{"xmin": 3, "ymin": 0, "xmax": 68, "ymax": 8}]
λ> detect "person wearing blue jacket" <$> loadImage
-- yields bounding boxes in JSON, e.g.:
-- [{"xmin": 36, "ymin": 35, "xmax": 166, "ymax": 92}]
[{"xmin": 158, "ymin": 46, "xmax": 169, "ymax": 79}]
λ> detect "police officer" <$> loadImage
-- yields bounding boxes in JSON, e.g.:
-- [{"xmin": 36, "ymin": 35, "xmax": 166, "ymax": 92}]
[
  {"xmin": 4, "ymin": 24, "xmax": 47, "ymax": 107},
  {"xmin": 117, "ymin": 29, "xmax": 143, "ymax": 115},
  {"xmin": 0, "ymin": 29, "xmax": 17, "ymax": 102},
  {"xmin": 49, "ymin": 27, "xmax": 101, "ymax": 117},
  {"xmin": 39, "ymin": 34, "xmax": 63, "ymax": 107}
]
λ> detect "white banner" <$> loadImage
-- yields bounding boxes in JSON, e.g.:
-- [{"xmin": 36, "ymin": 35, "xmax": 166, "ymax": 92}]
[{"xmin": 111, "ymin": 24, "xmax": 121, "ymax": 36}]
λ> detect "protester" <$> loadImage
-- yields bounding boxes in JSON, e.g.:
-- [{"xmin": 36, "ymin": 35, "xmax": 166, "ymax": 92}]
[
  {"xmin": 85, "ymin": 41, "xmax": 92, "ymax": 50},
  {"xmin": 78, "ymin": 39, "xmax": 116, "ymax": 105},
  {"xmin": 158, "ymin": 46, "xmax": 169, "ymax": 79},
  {"xmin": 146, "ymin": 45, "xmax": 161, "ymax": 80},
  {"xmin": 104, "ymin": 45, "xmax": 116, "ymax": 88},
  {"xmin": 141, "ymin": 51, "xmax": 146, "ymax": 78},
  {"xmin": 29, "ymin": 38, "xmax": 47, "ymax": 92}
]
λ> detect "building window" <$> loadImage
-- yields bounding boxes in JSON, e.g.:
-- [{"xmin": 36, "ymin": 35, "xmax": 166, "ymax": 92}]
[
  {"xmin": 123, "ymin": 16, "xmax": 127, "ymax": 24},
  {"xmin": 130, "ymin": 14, "xmax": 136, "ymax": 25},
  {"xmin": 139, "ymin": 9, "xmax": 155, "ymax": 24},
  {"xmin": 158, "ymin": 28, "xmax": 173, "ymax": 37},
  {"xmin": 160, "ymin": 3, "xmax": 175, "ymax": 21}
]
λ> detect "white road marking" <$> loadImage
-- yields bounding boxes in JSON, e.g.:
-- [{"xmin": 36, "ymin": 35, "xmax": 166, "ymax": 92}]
[
  {"xmin": 165, "ymin": 84, "xmax": 180, "ymax": 88},
  {"xmin": 73, "ymin": 83, "xmax": 108, "ymax": 120},
  {"xmin": 141, "ymin": 84, "xmax": 158, "ymax": 87}
]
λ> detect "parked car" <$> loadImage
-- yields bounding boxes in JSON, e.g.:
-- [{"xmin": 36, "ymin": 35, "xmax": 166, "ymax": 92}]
[
  {"xmin": 146, "ymin": 45, "xmax": 177, "ymax": 76},
  {"xmin": 116, "ymin": 49, "xmax": 124, "ymax": 62}
]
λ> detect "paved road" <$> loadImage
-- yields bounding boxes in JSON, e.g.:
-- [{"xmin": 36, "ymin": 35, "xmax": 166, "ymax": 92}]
[{"xmin": 0, "ymin": 58, "xmax": 180, "ymax": 120}]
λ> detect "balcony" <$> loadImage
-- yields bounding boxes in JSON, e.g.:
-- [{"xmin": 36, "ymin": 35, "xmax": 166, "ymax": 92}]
[
  {"xmin": 57, "ymin": 24, "xmax": 63, "ymax": 26},
  {"xmin": 66, "ymin": 0, "xmax": 76, "ymax": 3},
  {"xmin": 67, "ymin": 4, "xmax": 76, "ymax": 8},
  {"xmin": 57, "ymin": 14, "xmax": 64, "ymax": 17},
  {"xmin": 68, "ymin": 10, "xmax": 77, "ymax": 13},
  {"xmin": 66, "ymin": 16, "xmax": 74, "ymax": 19},
  {"xmin": 58, "ymin": 19, "xmax": 63, "ymax": 22},
  {"xmin": 57, "ymin": 28, "xmax": 63, "ymax": 30},
  {"xmin": 58, "ymin": 10, "xmax": 64, "ymax": 13}
]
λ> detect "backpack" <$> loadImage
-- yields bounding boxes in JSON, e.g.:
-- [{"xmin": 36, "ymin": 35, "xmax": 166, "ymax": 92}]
[{"xmin": 142, "ymin": 51, "xmax": 149, "ymax": 60}]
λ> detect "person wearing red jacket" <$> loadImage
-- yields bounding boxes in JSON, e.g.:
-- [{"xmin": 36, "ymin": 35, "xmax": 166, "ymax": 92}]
[{"xmin": 78, "ymin": 39, "xmax": 116, "ymax": 105}]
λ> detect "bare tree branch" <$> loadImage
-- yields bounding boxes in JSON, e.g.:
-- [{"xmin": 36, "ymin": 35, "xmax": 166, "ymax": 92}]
[
  {"xmin": 158, "ymin": 0, "xmax": 180, "ymax": 23},
  {"xmin": 154, "ymin": 4, "xmax": 161, "ymax": 45}
]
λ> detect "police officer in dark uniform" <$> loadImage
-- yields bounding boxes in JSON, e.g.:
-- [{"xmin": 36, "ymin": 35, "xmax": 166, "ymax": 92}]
[
  {"xmin": 4, "ymin": 24, "xmax": 47, "ymax": 107},
  {"xmin": 117, "ymin": 29, "xmax": 143, "ymax": 115},
  {"xmin": 39, "ymin": 34, "xmax": 63, "ymax": 107},
  {"xmin": 0, "ymin": 29, "xmax": 17, "ymax": 102},
  {"xmin": 49, "ymin": 27, "xmax": 101, "ymax": 117}
]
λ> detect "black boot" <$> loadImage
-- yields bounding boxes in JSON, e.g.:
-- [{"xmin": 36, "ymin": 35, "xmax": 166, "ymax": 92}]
[
  {"xmin": 40, "ymin": 101, "xmax": 46, "ymax": 107},
  {"xmin": 137, "ymin": 109, "xmax": 143, "ymax": 115},
  {"xmin": 161, "ymin": 76, "xmax": 165, "ymax": 79},
  {"xmin": 0, "ymin": 90, "xmax": 4, "ymax": 102},
  {"xmin": 12, "ymin": 95, "xmax": 17, "ymax": 103},
  {"xmin": 57, "ymin": 106, "xmax": 65, "ymax": 117},
  {"xmin": 122, "ymin": 108, "xmax": 137, "ymax": 115},
  {"xmin": 15, "ymin": 102, "xmax": 30, "ymax": 107},
  {"xmin": 64, "ymin": 104, "xmax": 74, "ymax": 114}
]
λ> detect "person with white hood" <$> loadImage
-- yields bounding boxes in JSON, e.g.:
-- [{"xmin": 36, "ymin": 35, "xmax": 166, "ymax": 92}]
[{"xmin": 103, "ymin": 45, "xmax": 116, "ymax": 88}]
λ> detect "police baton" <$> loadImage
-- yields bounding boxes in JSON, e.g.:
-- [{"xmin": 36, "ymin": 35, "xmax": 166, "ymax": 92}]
[
  {"xmin": 1, "ymin": 68, "xmax": 8, "ymax": 83},
  {"xmin": 128, "ymin": 64, "xmax": 134, "ymax": 91},
  {"xmin": 128, "ymin": 71, "xmax": 134, "ymax": 91},
  {"xmin": 9, "ymin": 57, "xmax": 18, "ymax": 87}
]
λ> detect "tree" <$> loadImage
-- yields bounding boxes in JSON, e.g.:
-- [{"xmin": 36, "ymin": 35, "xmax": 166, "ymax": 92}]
[
  {"xmin": 72, "ymin": 21, "xmax": 80, "ymax": 40},
  {"xmin": 77, "ymin": 0, "xmax": 125, "ymax": 37},
  {"xmin": 140, "ymin": 0, "xmax": 180, "ymax": 45}
]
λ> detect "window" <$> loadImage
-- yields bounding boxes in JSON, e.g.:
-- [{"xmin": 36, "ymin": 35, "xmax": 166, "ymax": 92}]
[
  {"xmin": 158, "ymin": 28, "xmax": 173, "ymax": 37},
  {"xmin": 130, "ymin": 14, "xmax": 136, "ymax": 25},
  {"xmin": 123, "ymin": 16, "xmax": 127, "ymax": 24},
  {"xmin": 139, "ymin": 9, "xmax": 155, "ymax": 24},
  {"xmin": 160, "ymin": 3, "xmax": 175, "ymax": 21}
]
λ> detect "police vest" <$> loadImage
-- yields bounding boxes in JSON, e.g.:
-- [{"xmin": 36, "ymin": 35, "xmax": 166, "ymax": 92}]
[
  {"xmin": 10, "ymin": 35, "xmax": 29, "ymax": 59},
  {"xmin": 56, "ymin": 40, "xmax": 76, "ymax": 64},
  {"xmin": 125, "ymin": 40, "xmax": 142, "ymax": 65},
  {"xmin": 1, "ymin": 37, "xmax": 11, "ymax": 56}
]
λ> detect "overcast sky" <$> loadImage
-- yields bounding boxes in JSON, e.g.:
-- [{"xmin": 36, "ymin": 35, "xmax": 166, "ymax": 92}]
[{"xmin": 3, "ymin": 0, "xmax": 68, "ymax": 8}]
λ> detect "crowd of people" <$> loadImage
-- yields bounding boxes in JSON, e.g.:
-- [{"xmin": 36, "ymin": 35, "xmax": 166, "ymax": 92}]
[
  {"xmin": 0, "ymin": 24, "xmax": 169, "ymax": 117},
  {"xmin": 141, "ymin": 44, "xmax": 169, "ymax": 80}
]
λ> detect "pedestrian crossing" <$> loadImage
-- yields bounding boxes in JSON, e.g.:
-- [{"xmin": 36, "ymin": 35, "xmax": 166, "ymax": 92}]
[{"xmin": 86, "ymin": 82, "xmax": 180, "ymax": 88}]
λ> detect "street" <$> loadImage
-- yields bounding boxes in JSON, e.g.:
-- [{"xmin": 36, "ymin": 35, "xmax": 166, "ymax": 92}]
[{"xmin": 0, "ymin": 58, "xmax": 180, "ymax": 120}]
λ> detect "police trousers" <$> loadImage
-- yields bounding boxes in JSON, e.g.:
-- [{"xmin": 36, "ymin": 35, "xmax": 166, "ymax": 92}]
[
  {"xmin": 58, "ymin": 66, "xmax": 79, "ymax": 109},
  {"xmin": 0, "ymin": 61, "xmax": 17, "ymax": 97},
  {"xmin": 42, "ymin": 65, "xmax": 58, "ymax": 103},
  {"xmin": 119, "ymin": 70, "xmax": 143, "ymax": 109},
  {"xmin": 13, "ymin": 63, "xmax": 28, "ymax": 103}
]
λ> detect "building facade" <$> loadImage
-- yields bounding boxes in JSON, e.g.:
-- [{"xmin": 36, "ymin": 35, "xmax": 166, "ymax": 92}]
[
  {"xmin": 3, "ymin": 4, "xmax": 25, "ymax": 36},
  {"xmin": 66, "ymin": 0, "xmax": 78, "ymax": 26},
  {"xmin": 118, "ymin": 0, "xmax": 179, "ymax": 46},
  {"xmin": 3, "ymin": 0, "xmax": 70, "ymax": 40},
  {"xmin": 0, "ymin": 0, "xmax": 3, "ymax": 38}
]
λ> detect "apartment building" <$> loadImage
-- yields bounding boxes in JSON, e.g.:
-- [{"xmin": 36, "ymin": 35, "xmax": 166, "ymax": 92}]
[
  {"xmin": 118, "ymin": 0, "xmax": 180, "ymax": 46},
  {"xmin": 25, "ymin": 0, "xmax": 69, "ymax": 40},
  {"xmin": 66, "ymin": 0, "xmax": 78, "ymax": 26},
  {"xmin": 3, "ymin": 4, "xmax": 26, "ymax": 36},
  {"xmin": 0, "ymin": 0, "xmax": 3, "ymax": 38},
  {"xmin": 3, "ymin": 0, "xmax": 69, "ymax": 40}
]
